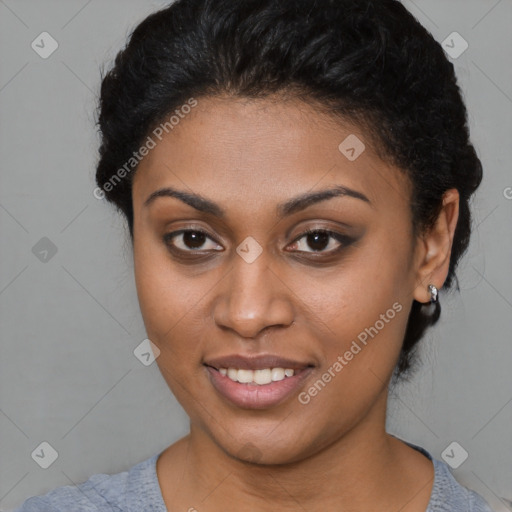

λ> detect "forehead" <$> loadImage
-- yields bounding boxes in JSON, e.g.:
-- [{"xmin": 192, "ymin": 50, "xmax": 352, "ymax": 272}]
[{"xmin": 132, "ymin": 95, "xmax": 410, "ymax": 213}]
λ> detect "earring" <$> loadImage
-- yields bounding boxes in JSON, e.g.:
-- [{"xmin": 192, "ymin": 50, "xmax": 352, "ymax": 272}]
[{"xmin": 428, "ymin": 284, "xmax": 438, "ymax": 304}]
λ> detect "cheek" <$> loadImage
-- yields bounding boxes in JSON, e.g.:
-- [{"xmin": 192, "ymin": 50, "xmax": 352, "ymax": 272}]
[
  {"xmin": 296, "ymin": 232, "xmax": 411, "ymax": 381},
  {"xmin": 132, "ymin": 235, "xmax": 222, "ymax": 379},
  {"xmin": 133, "ymin": 234, "xmax": 196, "ymax": 342},
  {"xmin": 294, "ymin": 277, "xmax": 407, "ymax": 432},
  {"xmin": 298, "ymin": 241, "xmax": 409, "ymax": 332},
  {"xmin": 133, "ymin": 248, "xmax": 206, "ymax": 405}
]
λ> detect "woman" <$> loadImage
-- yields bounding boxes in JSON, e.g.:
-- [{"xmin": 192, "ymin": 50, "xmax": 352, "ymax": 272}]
[{"xmin": 15, "ymin": 0, "xmax": 494, "ymax": 510}]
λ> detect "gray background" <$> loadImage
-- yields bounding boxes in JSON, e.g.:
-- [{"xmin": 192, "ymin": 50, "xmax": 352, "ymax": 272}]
[{"xmin": 0, "ymin": 0, "xmax": 511, "ymax": 510}]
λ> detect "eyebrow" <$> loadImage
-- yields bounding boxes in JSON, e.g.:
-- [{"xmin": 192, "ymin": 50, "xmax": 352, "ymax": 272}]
[
  {"xmin": 143, "ymin": 185, "xmax": 371, "ymax": 218},
  {"xmin": 278, "ymin": 185, "xmax": 371, "ymax": 217},
  {"xmin": 144, "ymin": 188, "xmax": 224, "ymax": 217}
]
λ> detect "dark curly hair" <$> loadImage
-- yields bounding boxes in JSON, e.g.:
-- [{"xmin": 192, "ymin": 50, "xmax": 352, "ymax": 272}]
[{"xmin": 94, "ymin": 0, "xmax": 483, "ymax": 379}]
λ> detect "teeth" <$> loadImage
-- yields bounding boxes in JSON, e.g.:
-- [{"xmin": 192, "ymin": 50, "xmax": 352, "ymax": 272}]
[
  {"xmin": 254, "ymin": 369, "xmax": 272, "ymax": 385},
  {"xmin": 219, "ymin": 367, "xmax": 296, "ymax": 385},
  {"xmin": 271, "ymin": 368, "xmax": 285, "ymax": 381},
  {"xmin": 237, "ymin": 369, "xmax": 253, "ymax": 383}
]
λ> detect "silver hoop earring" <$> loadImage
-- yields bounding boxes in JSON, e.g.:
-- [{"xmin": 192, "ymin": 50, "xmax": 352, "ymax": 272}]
[{"xmin": 428, "ymin": 284, "xmax": 438, "ymax": 304}]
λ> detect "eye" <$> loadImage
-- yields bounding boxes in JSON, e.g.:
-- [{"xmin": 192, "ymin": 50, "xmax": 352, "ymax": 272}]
[
  {"xmin": 288, "ymin": 229, "xmax": 353, "ymax": 254},
  {"xmin": 163, "ymin": 229, "xmax": 223, "ymax": 253}
]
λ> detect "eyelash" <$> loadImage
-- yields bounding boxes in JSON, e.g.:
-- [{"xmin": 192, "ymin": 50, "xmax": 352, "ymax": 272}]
[
  {"xmin": 162, "ymin": 227, "xmax": 354, "ymax": 258},
  {"xmin": 290, "ymin": 228, "xmax": 354, "ymax": 254}
]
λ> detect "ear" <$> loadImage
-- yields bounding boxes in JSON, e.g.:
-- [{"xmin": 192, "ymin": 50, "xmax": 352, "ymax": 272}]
[{"xmin": 412, "ymin": 188, "xmax": 460, "ymax": 304}]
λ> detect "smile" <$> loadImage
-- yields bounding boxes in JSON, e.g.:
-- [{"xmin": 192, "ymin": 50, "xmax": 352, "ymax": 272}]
[
  {"xmin": 218, "ymin": 367, "xmax": 296, "ymax": 385},
  {"xmin": 204, "ymin": 357, "xmax": 314, "ymax": 409}
]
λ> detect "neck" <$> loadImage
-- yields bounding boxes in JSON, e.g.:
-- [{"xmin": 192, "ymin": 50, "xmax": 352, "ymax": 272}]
[{"xmin": 157, "ymin": 389, "xmax": 433, "ymax": 511}]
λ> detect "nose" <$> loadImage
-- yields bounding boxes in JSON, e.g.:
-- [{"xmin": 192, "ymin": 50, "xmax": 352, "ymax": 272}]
[{"xmin": 212, "ymin": 252, "xmax": 295, "ymax": 339}]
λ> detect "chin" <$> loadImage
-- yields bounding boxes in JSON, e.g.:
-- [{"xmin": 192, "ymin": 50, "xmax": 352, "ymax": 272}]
[{"xmin": 210, "ymin": 427, "xmax": 320, "ymax": 466}]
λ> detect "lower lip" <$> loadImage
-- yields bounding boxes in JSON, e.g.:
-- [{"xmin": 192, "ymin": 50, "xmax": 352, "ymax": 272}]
[{"xmin": 205, "ymin": 366, "xmax": 313, "ymax": 409}]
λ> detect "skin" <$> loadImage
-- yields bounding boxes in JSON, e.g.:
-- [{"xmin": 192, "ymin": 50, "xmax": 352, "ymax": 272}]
[{"xmin": 131, "ymin": 95, "xmax": 459, "ymax": 512}]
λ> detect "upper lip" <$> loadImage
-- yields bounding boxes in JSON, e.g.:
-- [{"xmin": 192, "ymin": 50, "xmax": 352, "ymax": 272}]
[{"xmin": 204, "ymin": 354, "xmax": 314, "ymax": 371}]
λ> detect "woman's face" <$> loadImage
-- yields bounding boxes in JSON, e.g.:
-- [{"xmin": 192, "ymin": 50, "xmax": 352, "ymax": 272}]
[{"xmin": 131, "ymin": 95, "xmax": 424, "ymax": 464}]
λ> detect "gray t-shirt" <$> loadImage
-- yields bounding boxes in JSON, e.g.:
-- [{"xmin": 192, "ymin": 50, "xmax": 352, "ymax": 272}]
[{"xmin": 13, "ymin": 441, "xmax": 494, "ymax": 511}]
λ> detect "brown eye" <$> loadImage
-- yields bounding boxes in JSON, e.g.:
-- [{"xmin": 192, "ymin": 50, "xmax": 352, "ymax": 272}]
[
  {"xmin": 163, "ymin": 230, "xmax": 223, "ymax": 252},
  {"xmin": 304, "ymin": 231, "xmax": 330, "ymax": 251},
  {"xmin": 182, "ymin": 231, "xmax": 206, "ymax": 249},
  {"xmin": 288, "ymin": 229, "xmax": 354, "ymax": 254}
]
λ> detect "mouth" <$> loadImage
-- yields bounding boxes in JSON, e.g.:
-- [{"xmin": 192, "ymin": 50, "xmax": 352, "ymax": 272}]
[{"xmin": 203, "ymin": 354, "xmax": 315, "ymax": 409}]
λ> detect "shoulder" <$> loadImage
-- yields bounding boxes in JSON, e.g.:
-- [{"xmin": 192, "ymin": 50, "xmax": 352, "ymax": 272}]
[
  {"xmin": 398, "ymin": 438, "xmax": 494, "ymax": 512},
  {"xmin": 12, "ymin": 471, "xmax": 126, "ymax": 512},
  {"xmin": 428, "ymin": 457, "xmax": 495, "ymax": 512},
  {"xmin": 12, "ymin": 452, "xmax": 165, "ymax": 512}
]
